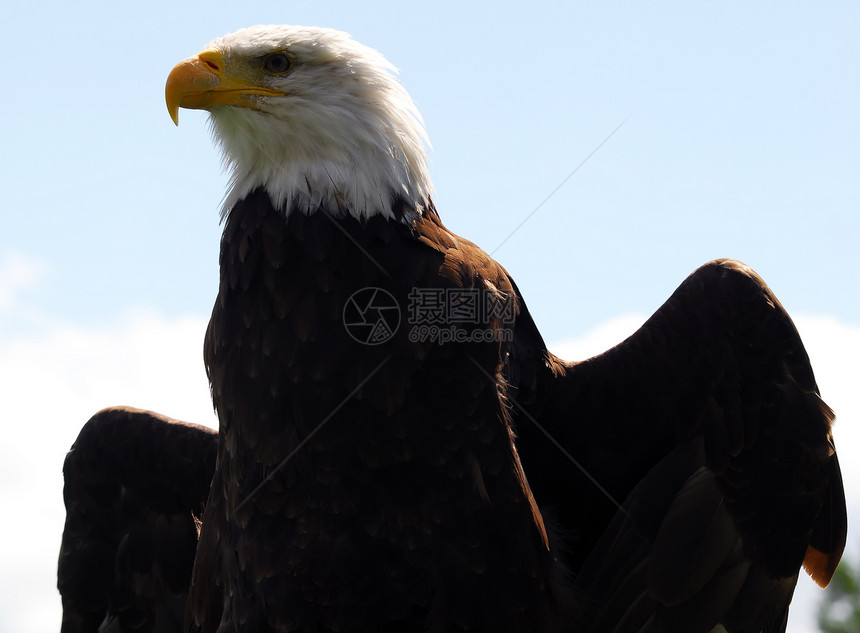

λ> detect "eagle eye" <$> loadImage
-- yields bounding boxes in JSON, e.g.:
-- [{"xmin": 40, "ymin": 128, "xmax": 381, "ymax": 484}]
[{"xmin": 263, "ymin": 53, "xmax": 292, "ymax": 75}]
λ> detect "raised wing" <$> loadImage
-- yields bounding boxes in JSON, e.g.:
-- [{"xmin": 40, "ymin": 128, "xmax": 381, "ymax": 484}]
[
  {"xmin": 58, "ymin": 406, "xmax": 218, "ymax": 633},
  {"xmin": 513, "ymin": 259, "xmax": 846, "ymax": 633}
]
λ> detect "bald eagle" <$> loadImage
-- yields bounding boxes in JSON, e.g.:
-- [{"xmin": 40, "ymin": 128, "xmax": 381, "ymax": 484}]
[{"xmin": 58, "ymin": 25, "xmax": 846, "ymax": 633}]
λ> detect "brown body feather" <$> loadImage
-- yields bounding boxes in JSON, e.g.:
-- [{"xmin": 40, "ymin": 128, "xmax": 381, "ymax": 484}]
[{"xmin": 187, "ymin": 190, "xmax": 566, "ymax": 632}]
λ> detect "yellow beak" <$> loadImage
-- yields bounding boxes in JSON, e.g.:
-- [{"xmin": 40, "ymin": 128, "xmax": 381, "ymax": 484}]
[{"xmin": 165, "ymin": 50, "xmax": 285, "ymax": 125}]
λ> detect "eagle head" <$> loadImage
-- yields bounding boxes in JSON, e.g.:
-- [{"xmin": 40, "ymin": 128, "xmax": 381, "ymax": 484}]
[{"xmin": 166, "ymin": 25, "xmax": 432, "ymax": 220}]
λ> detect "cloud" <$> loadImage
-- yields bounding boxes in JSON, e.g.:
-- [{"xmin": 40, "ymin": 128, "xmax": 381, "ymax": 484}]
[
  {"xmin": 548, "ymin": 313, "xmax": 646, "ymax": 361},
  {"xmin": 0, "ymin": 252, "xmax": 47, "ymax": 312},
  {"xmin": 1, "ymin": 309, "xmax": 855, "ymax": 633}
]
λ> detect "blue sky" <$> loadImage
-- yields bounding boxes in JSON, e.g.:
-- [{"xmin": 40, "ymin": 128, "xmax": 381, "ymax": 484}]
[{"xmin": 1, "ymin": 2, "xmax": 858, "ymax": 632}]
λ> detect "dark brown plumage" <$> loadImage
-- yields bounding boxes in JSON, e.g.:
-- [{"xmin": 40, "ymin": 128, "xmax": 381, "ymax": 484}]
[
  {"xmin": 57, "ymin": 220, "xmax": 846, "ymax": 632},
  {"xmin": 186, "ymin": 191, "xmax": 566, "ymax": 632},
  {"xmin": 514, "ymin": 259, "xmax": 846, "ymax": 632},
  {"xmin": 58, "ymin": 407, "xmax": 217, "ymax": 633}
]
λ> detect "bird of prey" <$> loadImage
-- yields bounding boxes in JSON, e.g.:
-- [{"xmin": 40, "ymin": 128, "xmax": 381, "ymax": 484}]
[{"xmin": 58, "ymin": 25, "xmax": 846, "ymax": 633}]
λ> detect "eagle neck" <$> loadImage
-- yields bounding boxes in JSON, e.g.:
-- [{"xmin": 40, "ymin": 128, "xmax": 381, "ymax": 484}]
[{"xmin": 221, "ymin": 186, "xmax": 424, "ymax": 225}]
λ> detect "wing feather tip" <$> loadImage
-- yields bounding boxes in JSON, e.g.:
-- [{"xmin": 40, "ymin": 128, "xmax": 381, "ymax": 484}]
[{"xmin": 803, "ymin": 545, "xmax": 841, "ymax": 588}]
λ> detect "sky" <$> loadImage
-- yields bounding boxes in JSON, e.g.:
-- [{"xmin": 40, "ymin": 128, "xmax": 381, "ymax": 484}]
[{"xmin": 1, "ymin": 2, "xmax": 858, "ymax": 631}]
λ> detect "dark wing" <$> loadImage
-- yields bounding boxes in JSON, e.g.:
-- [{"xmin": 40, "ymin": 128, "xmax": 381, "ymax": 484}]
[
  {"xmin": 58, "ymin": 406, "xmax": 218, "ymax": 633},
  {"xmin": 511, "ymin": 259, "xmax": 846, "ymax": 633}
]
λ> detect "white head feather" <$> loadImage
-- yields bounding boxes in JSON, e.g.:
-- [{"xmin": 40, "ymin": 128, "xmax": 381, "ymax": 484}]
[{"xmin": 202, "ymin": 25, "xmax": 433, "ymax": 221}]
